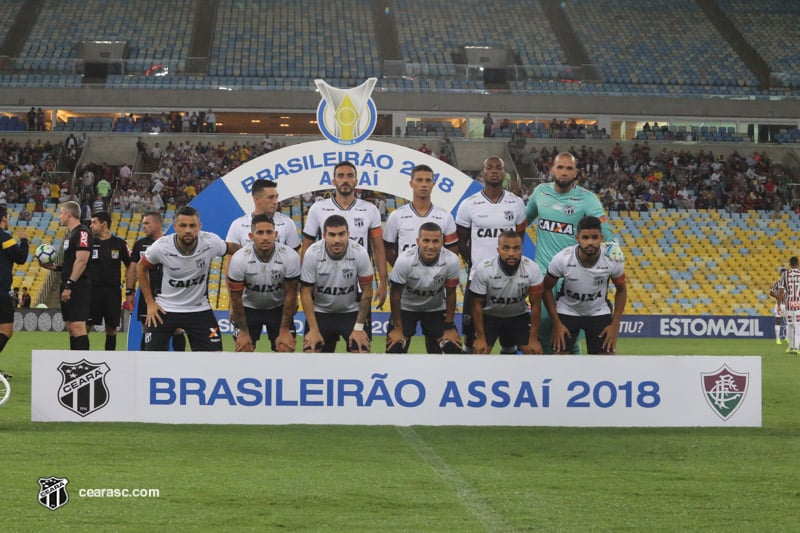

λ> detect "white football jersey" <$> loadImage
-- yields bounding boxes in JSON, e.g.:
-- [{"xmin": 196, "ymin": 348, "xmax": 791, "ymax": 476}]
[
  {"xmin": 455, "ymin": 190, "xmax": 526, "ymax": 270},
  {"xmin": 142, "ymin": 232, "xmax": 227, "ymax": 313},
  {"xmin": 300, "ymin": 240, "xmax": 373, "ymax": 313},
  {"xmin": 470, "ymin": 256, "xmax": 544, "ymax": 317},
  {"xmin": 303, "ymin": 197, "xmax": 381, "ymax": 248},
  {"xmin": 547, "ymin": 244, "xmax": 626, "ymax": 317},
  {"xmin": 225, "ymin": 211, "xmax": 300, "ymax": 250},
  {"xmin": 227, "ymin": 242, "xmax": 301, "ymax": 310},
  {"xmin": 389, "ymin": 247, "xmax": 461, "ymax": 312},
  {"xmin": 383, "ymin": 203, "xmax": 458, "ymax": 254}
]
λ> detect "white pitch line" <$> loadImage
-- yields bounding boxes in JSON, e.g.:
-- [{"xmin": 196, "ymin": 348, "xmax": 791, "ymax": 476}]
[{"xmin": 395, "ymin": 426, "xmax": 513, "ymax": 533}]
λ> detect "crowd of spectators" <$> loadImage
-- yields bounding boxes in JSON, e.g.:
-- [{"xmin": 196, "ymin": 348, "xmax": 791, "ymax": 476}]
[
  {"xmin": 0, "ymin": 137, "xmax": 78, "ymax": 212},
  {"xmin": 512, "ymin": 141, "xmax": 795, "ymax": 214}
]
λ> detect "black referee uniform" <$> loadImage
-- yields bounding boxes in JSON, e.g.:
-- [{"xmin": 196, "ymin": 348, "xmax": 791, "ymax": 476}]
[
  {"xmin": 62, "ymin": 222, "xmax": 93, "ymax": 349},
  {"xmin": 90, "ymin": 233, "xmax": 130, "ymax": 350},
  {"xmin": 0, "ymin": 225, "xmax": 28, "ymax": 372}
]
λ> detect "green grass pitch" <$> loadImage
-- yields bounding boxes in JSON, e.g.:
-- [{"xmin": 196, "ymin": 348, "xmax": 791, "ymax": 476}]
[{"xmin": 1, "ymin": 332, "xmax": 798, "ymax": 532}]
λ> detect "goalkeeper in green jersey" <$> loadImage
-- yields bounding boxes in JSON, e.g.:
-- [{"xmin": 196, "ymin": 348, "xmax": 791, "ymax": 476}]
[{"xmin": 525, "ymin": 152, "xmax": 623, "ymax": 353}]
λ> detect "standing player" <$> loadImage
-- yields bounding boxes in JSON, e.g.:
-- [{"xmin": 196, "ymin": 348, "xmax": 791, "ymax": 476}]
[
  {"xmin": 455, "ymin": 156, "xmax": 527, "ymax": 352},
  {"xmin": 470, "ymin": 231, "xmax": 544, "ymax": 355},
  {"xmin": 136, "ymin": 206, "xmax": 234, "ymax": 351},
  {"xmin": 386, "ymin": 222, "xmax": 462, "ymax": 354},
  {"xmin": 779, "ymin": 256, "xmax": 800, "ymax": 354},
  {"xmin": 227, "ymin": 214, "xmax": 300, "ymax": 352},
  {"xmin": 542, "ymin": 216, "xmax": 627, "ymax": 355},
  {"xmin": 302, "ymin": 161, "xmax": 387, "ymax": 308},
  {"xmin": 126, "ymin": 211, "xmax": 186, "ymax": 351},
  {"xmin": 226, "ymin": 179, "xmax": 301, "ymax": 251},
  {"xmin": 383, "ymin": 163, "xmax": 458, "ymax": 266},
  {"xmin": 88, "ymin": 211, "xmax": 130, "ymax": 350},
  {"xmin": 50, "ymin": 201, "xmax": 92, "ymax": 350},
  {"xmin": 526, "ymin": 152, "xmax": 622, "ymax": 353},
  {"xmin": 769, "ymin": 268, "xmax": 787, "ymax": 344},
  {"xmin": 0, "ymin": 206, "xmax": 28, "ymax": 378},
  {"xmin": 300, "ymin": 215, "xmax": 373, "ymax": 353}
]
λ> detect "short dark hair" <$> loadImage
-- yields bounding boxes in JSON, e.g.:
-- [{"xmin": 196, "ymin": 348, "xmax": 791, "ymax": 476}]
[
  {"xmin": 498, "ymin": 230, "xmax": 521, "ymax": 243},
  {"xmin": 143, "ymin": 211, "xmax": 162, "ymax": 222},
  {"xmin": 791, "ymin": 256, "xmax": 799, "ymax": 268},
  {"xmin": 411, "ymin": 164, "xmax": 434, "ymax": 178},
  {"xmin": 251, "ymin": 179, "xmax": 277, "ymax": 195},
  {"xmin": 333, "ymin": 161, "xmax": 357, "ymax": 174},
  {"xmin": 176, "ymin": 205, "xmax": 199, "ymax": 218},
  {"xmin": 324, "ymin": 214, "xmax": 348, "ymax": 231},
  {"xmin": 578, "ymin": 216, "xmax": 602, "ymax": 232},
  {"xmin": 92, "ymin": 211, "xmax": 112, "ymax": 227},
  {"xmin": 251, "ymin": 213, "xmax": 275, "ymax": 227},
  {"xmin": 0, "ymin": 206, "xmax": 7, "ymax": 220},
  {"xmin": 418, "ymin": 221, "xmax": 443, "ymax": 236}
]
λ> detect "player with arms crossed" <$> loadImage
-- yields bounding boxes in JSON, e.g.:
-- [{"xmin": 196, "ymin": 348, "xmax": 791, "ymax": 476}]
[
  {"xmin": 470, "ymin": 231, "xmax": 544, "ymax": 355},
  {"xmin": 227, "ymin": 214, "xmax": 300, "ymax": 352},
  {"xmin": 769, "ymin": 268, "xmax": 787, "ymax": 345},
  {"xmin": 88, "ymin": 211, "xmax": 131, "ymax": 350},
  {"xmin": 778, "ymin": 257, "xmax": 800, "ymax": 354},
  {"xmin": 542, "ymin": 216, "xmax": 627, "ymax": 355},
  {"xmin": 383, "ymin": 164, "xmax": 458, "ymax": 266},
  {"xmin": 526, "ymin": 152, "xmax": 622, "ymax": 353},
  {"xmin": 137, "ymin": 206, "xmax": 235, "ymax": 351},
  {"xmin": 226, "ymin": 179, "xmax": 300, "ymax": 251},
  {"xmin": 302, "ymin": 161, "xmax": 387, "ymax": 308},
  {"xmin": 300, "ymin": 215, "xmax": 373, "ymax": 353},
  {"xmin": 126, "ymin": 211, "xmax": 186, "ymax": 351},
  {"xmin": 0, "ymin": 205, "xmax": 28, "ymax": 380},
  {"xmin": 386, "ymin": 222, "xmax": 462, "ymax": 354},
  {"xmin": 456, "ymin": 156, "xmax": 527, "ymax": 352}
]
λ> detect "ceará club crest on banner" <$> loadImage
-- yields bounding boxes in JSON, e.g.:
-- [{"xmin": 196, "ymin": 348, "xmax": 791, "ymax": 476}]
[{"xmin": 315, "ymin": 78, "xmax": 377, "ymax": 145}]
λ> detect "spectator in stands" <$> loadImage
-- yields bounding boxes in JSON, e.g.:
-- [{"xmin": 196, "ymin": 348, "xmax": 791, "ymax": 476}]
[
  {"xmin": 418, "ymin": 143, "xmax": 432, "ymax": 155},
  {"xmin": 190, "ymin": 112, "xmax": 200, "ymax": 133},
  {"xmin": 27, "ymin": 107, "xmax": 36, "ymax": 131},
  {"xmin": 20, "ymin": 287, "xmax": 31, "ymax": 308},
  {"xmin": 36, "ymin": 108, "xmax": 45, "ymax": 131},
  {"xmin": 96, "ymin": 174, "xmax": 112, "ymax": 210},
  {"xmin": 483, "ymin": 112, "xmax": 494, "ymax": 137},
  {"xmin": 205, "ymin": 109, "xmax": 216, "ymax": 133}
]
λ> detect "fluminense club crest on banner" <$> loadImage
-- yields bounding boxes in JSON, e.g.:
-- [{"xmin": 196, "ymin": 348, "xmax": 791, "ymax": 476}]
[
  {"xmin": 701, "ymin": 364, "xmax": 749, "ymax": 420},
  {"xmin": 38, "ymin": 476, "xmax": 69, "ymax": 510},
  {"xmin": 57, "ymin": 359, "xmax": 110, "ymax": 417},
  {"xmin": 315, "ymin": 78, "xmax": 378, "ymax": 145}
]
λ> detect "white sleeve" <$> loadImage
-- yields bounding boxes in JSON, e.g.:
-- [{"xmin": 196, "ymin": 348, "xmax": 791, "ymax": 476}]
[
  {"xmin": 470, "ymin": 263, "xmax": 488, "ymax": 296},
  {"xmin": 212, "ymin": 233, "xmax": 228, "ymax": 257},
  {"xmin": 356, "ymin": 247, "xmax": 374, "ymax": 279},
  {"xmin": 455, "ymin": 200, "xmax": 471, "ymax": 228},
  {"xmin": 303, "ymin": 204, "xmax": 322, "ymax": 240},
  {"xmin": 143, "ymin": 237, "xmax": 165, "ymax": 265},
  {"xmin": 389, "ymin": 254, "xmax": 409, "ymax": 285},
  {"xmin": 300, "ymin": 246, "xmax": 319, "ymax": 284},
  {"xmin": 283, "ymin": 219, "xmax": 301, "ymax": 249},
  {"xmin": 383, "ymin": 211, "xmax": 399, "ymax": 244},
  {"xmin": 284, "ymin": 248, "xmax": 302, "ymax": 279},
  {"xmin": 227, "ymin": 249, "xmax": 246, "ymax": 283}
]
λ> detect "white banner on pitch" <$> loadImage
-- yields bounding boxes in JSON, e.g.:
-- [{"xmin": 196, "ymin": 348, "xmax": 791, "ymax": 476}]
[{"xmin": 31, "ymin": 351, "xmax": 761, "ymax": 427}]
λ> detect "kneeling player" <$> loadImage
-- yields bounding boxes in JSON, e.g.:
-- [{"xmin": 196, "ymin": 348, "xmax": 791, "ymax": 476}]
[
  {"xmin": 470, "ymin": 231, "xmax": 544, "ymax": 354},
  {"xmin": 227, "ymin": 214, "xmax": 300, "ymax": 352},
  {"xmin": 300, "ymin": 215, "xmax": 373, "ymax": 353},
  {"xmin": 385, "ymin": 222, "xmax": 462, "ymax": 354},
  {"xmin": 542, "ymin": 216, "xmax": 627, "ymax": 354}
]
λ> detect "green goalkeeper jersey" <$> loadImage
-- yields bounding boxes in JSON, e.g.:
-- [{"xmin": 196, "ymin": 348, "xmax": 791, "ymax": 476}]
[{"xmin": 525, "ymin": 182, "xmax": 614, "ymax": 272}]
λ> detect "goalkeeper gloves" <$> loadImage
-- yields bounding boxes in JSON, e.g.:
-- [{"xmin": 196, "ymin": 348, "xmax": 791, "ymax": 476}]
[{"xmin": 604, "ymin": 241, "xmax": 625, "ymax": 262}]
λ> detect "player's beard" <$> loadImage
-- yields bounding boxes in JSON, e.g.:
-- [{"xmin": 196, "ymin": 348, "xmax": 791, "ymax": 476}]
[
  {"xmin": 554, "ymin": 177, "xmax": 577, "ymax": 192},
  {"xmin": 498, "ymin": 256, "xmax": 520, "ymax": 275}
]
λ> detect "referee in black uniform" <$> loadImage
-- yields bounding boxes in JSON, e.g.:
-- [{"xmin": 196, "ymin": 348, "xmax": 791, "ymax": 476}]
[
  {"xmin": 44, "ymin": 201, "xmax": 92, "ymax": 350},
  {"xmin": 0, "ymin": 206, "xmax": 29, "ymax": 378},
  {"xmin": 89, "ymin": 211, "xmax": 130, "ymax": 350}
]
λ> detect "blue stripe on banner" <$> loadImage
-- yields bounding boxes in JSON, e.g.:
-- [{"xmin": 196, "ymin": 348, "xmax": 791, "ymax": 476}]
[{"xmin": 187, "ymin": 179, "xmax": 246, "ymax": 238}]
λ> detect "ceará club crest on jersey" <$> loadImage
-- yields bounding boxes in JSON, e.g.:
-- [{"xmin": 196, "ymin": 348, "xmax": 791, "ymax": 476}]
[{"xmin": 315, "ymin": 78, "xmax": 378, "ymax": 145}]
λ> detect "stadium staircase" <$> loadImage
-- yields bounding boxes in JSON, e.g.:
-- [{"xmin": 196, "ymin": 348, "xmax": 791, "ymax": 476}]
[
  {"xmin": 0, "ymin": 0, "xmax": 43, "ymax": 60},
  {"xmin": 694, "ymin": 0, "xmax": 771, "ymax": 90},
  {"xmin": 186, "ymin": 0, "xmax": 219, "ymax": 73}
]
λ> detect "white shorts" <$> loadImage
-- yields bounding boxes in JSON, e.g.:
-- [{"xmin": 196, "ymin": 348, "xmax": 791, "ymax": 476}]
[
  {"xmin": 785, "ymin": 308, "xmax": 800, "ymax": 325},
  {"xmin": 774, "ymin": 304, "xmax": 785, "ymax": 318}
]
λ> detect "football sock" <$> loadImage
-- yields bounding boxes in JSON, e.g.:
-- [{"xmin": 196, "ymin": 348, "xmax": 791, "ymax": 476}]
[
  {"xmin": 105, "ymin": 335, "xmax": 117, "ymax": 351},
  {"xmin": 72, "ymin": 335, "xmax": 90, "ymax": 350}
]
